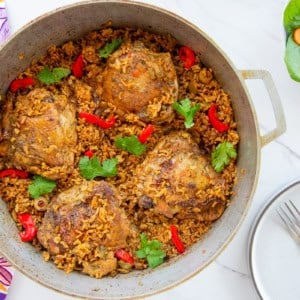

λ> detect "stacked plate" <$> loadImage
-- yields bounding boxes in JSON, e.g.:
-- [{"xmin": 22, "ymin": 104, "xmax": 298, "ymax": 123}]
[{"xmin": 249, "ymin": 180, "xmax": 300, "ymax": 300}]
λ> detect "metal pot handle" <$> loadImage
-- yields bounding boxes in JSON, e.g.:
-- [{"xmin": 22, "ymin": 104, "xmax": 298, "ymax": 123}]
[{"xmin": 239, "ymin": 69, "xmax": 286, "ymax": 147}]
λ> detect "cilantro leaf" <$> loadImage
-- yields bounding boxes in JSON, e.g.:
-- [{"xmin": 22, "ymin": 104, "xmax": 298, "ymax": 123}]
[
  {"xmin": 135, "ymin": 249, "xmax": 147, "ymax": 259},
  {"xmin": 115, "ymin": 136, "xmax": 146, "ymax": 156},
  {"xmin": 28, "ymin": 175, "xmax": 56, "ymax": 199},
  {"xmin": 284, "ymin": 0, "xmax": 300, "ymax": 34},
  {"xmin": 99, "ymin": 158, "xmax": 118, "ymax": 177},
  {"xmin": 79, "ymin": 156, "xmax": 118, "ymax": 180},
  {"xmin": 173, "ymin": 98, "xmax": 200, "ymax": 128},
  {"xmin": 99, "ymin": 37, "xmax": 122, "ymax": 58},
  {"xmin": 147, "ymin": 253, "xmax": 165, "ymax": 269},
  {"xmin": 37, "ymin": 66, "xmax": 71, "ymax": 85},
  {"xmin": 79, "ymin": 156, "xmax": 102, "ymax": 180},
  {"xmin": 211, "ymin": 141, "xmax": 237, "ymax": 173},
  {"xmin": 135, "ymin": 233, "xmax": 166, "ymax": 269}
]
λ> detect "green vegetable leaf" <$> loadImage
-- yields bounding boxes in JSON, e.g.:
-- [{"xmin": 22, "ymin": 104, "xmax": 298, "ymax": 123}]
[
  {"xmin": 285, "ymin": 34, "xmax": 300, "ymax": 81},
  {"xmin": 99, "ymin": 37, "xmax": 122, "ymax": 58},
  {"xmin": 79, "ymin": 156, "xmax": 118, "ymax": 180},
  {"xmin": 173, "ymin": 98, "xmax": 200, "ymax": 128},
  {"xmin": 79, "ymin": 156, "xmax": 101, "ymax": 180},
  {"xmin": 37, "ymin": 66, "xmax": 71, "ymax": 85},
  {"xmin": 135, "ymin": 233, "xmax": 166, "ymax": 269},
  {"xmin": 28, "ymin": 175, "xmax": 56, "ymax": 199},
  {"xmin": 115, "ymin": 136, "xmax": 146, "ymax": 156},
  {"xmin": 100, "ymin": 158, "xmax": 118, "ymax": 177},
  {"xmin": 284, "ymin": 0, "xmax": 300, "ymax": 34},
  {"xmin": 147, "ymin": 254, "xmax": 165, "ymax": 269},
  {"xmin": 135, "ymin": 249, "xmax": 147, "ymax": 259},
  {"xmin": 211, "ymin": 141, "xmax": 237, "ymax": 173},
  {"xmin": 140, "ymin": 232, "xmax": 148, "ymax": 248}
]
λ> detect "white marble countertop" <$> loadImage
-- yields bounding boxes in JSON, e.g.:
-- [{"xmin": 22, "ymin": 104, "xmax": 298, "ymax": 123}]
[{"xmin": 3, "ymin": 0, "xmax": 299, "ymax": 299}]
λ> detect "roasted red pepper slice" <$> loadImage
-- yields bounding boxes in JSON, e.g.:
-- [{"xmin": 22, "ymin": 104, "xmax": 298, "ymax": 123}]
[
  {"xmin": 170, "ymin": 225, "xmax": 185, "ymax": 254},
  {"xmin": 208, "ymin": 104, "xmax": 230, "ymax": 133},
  {"xmin": 115, "ymin": 249, "xmax": 134, "ymax": 265},
  {"xmin": 84, "ymin": 150, "xmax": 94, "ymax": 158},
  {"xmin": 18, "ymin": 213, "xmax": 37, "ymax": 242},
  {"xmin": 79, "ymin": 112, "xmax": 116, "ymax": 129},
  {"xmin": 72, "ymin": 54, "xmax": 85, "ymax": 78},
  {"xmin": 179, "ymin": 46, "xmax": 196, "ymax": 69},
  {"xmin": 10, "ymin": 77, "xmax": 35, "ymax": 92},
  {"xmin": 138, "ymin": 124, "xmax": 154, "ymax": 144},
  {"xmin": 0, "ymin": 169, "xmax": 29, "ymax": 179}
]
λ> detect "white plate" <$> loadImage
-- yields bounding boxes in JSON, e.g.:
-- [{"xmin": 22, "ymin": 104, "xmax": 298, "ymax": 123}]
[{"xmin": 249, "ymin": 180, "xmax": 300, "ymax": 300}]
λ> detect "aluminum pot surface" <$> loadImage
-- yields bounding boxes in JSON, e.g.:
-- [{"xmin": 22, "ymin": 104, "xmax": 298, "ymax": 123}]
[{"xmin": 0, "ymin": 1, "xmax": 286, "ymax": 299}]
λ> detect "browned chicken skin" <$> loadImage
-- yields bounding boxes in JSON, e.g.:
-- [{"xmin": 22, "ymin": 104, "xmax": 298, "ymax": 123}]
[
  {"xmin": 134, "ymin": 131, "xmax": 225, "ymax": 221},
  {"xmin": 0, "ymin": 88, "xmax": 77, "ymax": 180},
  {"xmin": 38, "ymin": 180, "xmax": 131, "ymax": 278},
  {"xmin": 100, "ymin": 41, "xmax": 178, "ymax": 123}
]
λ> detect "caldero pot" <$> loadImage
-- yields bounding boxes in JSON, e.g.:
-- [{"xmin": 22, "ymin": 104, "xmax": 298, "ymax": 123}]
[{"xmin": 0, "ymin": 1, "xmax": 286, "ymax": 299}]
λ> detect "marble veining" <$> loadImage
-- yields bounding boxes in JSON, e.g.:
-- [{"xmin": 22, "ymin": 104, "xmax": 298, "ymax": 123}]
[{"xmin": 214, "ymin": 260, "xmax": 249, "ymax": 278}]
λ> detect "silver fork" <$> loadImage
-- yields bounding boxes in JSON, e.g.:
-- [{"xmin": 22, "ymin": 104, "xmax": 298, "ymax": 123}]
[{"xmin": 277, "ymin": 200, "xmax": 300, "ymax": 243}]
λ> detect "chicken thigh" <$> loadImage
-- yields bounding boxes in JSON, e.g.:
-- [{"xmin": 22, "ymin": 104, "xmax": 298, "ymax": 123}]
[
  {"xmin": 100, "ymin": 41, "xmax": 178, "ymax": 123},
  {"xmin": 133, "ymin": 131, "xmax": 226, "ymax": 221},
  {"xmin": 0, "ymin": 88, "xmax": 77, "ymax": 180},
  {"xmin": 38, "ymin": 180, "xmax": 131, "ymax": 278}
]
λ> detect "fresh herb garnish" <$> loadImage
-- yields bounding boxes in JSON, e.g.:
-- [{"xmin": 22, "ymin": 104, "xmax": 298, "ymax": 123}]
[
  {"xmin": 173, "ymin": 98, "xmax": 200, "ymax": 128},
  {"xmin": 37, "ymin": 66, "xmax": 71, "ymax": 85},
  {"xmin": 284, "ymin": 0, "xmax": 300, "ymax": 34},
  {"xmin": 28, "ymin": 175, "xmax": 56, "ymax": 199},
  {"xmin": 99, "ymin": 37, "xmax": 122, "ymax": 58},
  {"xmin": 79, "ymin": 156, "xmax": 118, "ymax": 180},
  {"xmin": 283, "ymin": 0, "xmax": 300, "ymax": 81},
  {"xmin": 115, "ymin": 136, "xmax": 146, "ymax": 156},
  {"xmin": 135, "ymin": 233, "xmax": 166, "ymax": 269},
  {"xmin": 211, "ymin": 141, "xmax": 237, "ymax": 173}
]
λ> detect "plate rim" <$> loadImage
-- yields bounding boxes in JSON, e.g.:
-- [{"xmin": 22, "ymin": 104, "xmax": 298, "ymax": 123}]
[{"xmin": 248, "ymin": 179, "xmax": 300, "ymax": 300}]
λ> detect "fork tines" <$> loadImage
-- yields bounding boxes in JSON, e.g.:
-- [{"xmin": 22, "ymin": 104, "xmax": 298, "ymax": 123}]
[{"xmin": 277, "ymin": 200, "xmax": 300, "ymax": 242}]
